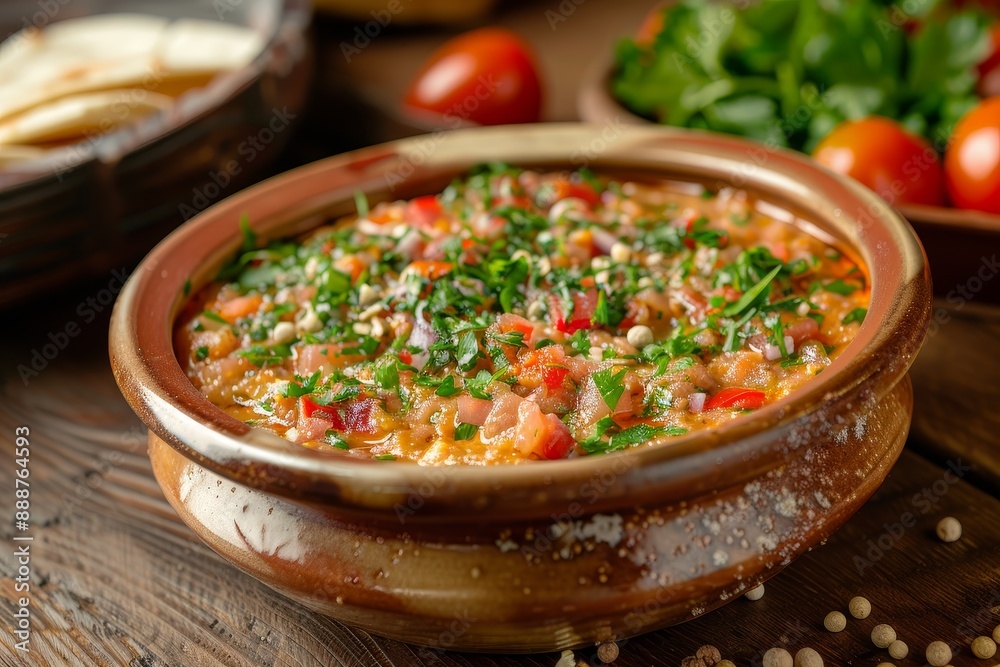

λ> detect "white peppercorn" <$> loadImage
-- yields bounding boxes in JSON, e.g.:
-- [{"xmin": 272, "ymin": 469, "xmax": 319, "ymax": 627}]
[
  {"xmin": 872, "ymin": 624, "xmax": 896, "ymax": 649},
  {"xmin": 972, "ymin": 636, "xmax": 997, "ymax": 659},
  {"xmin": 888, "ymin": 640, "xmax": 908, "ymax": 659},
  {"xmin": 824, "ymin": 611, "xmax": 847, "ymax": 632},
  {"xmin": 745, "ymin": 583, "xmax": 765, "ymax": 601},
  {"xmin": 849, "ymin": 596, "xmax": 872, "ymax": 619},
  {"xmin": 936, "ymin": 516, "xmax": 962, "ymax": 542},
  {"xmin": 794, "ymin": 647, "xmax": 823, "ymax": 667},
  {"xmin": 926, "ymin": 641, "xmax": 952, "ymax": 667},
  {"xmin": 763, "ymin": 647, "xmax": 793, "ymax": 667}
]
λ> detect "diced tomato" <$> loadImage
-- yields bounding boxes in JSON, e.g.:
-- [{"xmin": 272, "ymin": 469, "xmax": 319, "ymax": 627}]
[
  {"xmin": 301, "ymin": 397, "xmax": 379, "ymax": 434},
  {"xmin": 401, "ymin": 260, "xmax": 454, "ymax": 281},
  {"xmin": 334, "ymin": 256, "xmax": 366, "ymax": 283},
  {"xmin": 704, "ymin": 388, "xmax": 767, "ymax": 411},
  {"xmin": 549, "ymin": 289, "xmax": 598, "ymax": 333},
  {"xmin": 217, "ymin": 294, "xmax": 262, "ymax": 323},
  {"xmin": 406, "ymin": 195, "xmax": 443, "ymax": 229},
  {"xmin": 398, "ymin": 349, "xmax": 413, "ymax": 365},
  {"xmin": 497, "ymin": 313, "xmax": 534, "ymax": 340},
  {"xmin": 542, "ymin": 365, "xmax": 570, "ymax": 390},
  {"xmin": 514, "ymin": 401, "xmax": 574, "ymax": 460},
  {"xmin": 554, "ymin": 180, "xmax": 601, "ymax": 207},
  {"xmin": 786, "ymin": 317, "xmax": 823, "ymax": 345},
  {"xmin": 539, "ymin": 414, "xmax": 575, "ymax": 460}
]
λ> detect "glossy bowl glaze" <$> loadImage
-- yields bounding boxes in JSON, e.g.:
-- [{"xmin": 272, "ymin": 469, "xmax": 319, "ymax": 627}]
[{"xmin": 110, "ymin": 124, "xmax": 931, "ymax": 652}]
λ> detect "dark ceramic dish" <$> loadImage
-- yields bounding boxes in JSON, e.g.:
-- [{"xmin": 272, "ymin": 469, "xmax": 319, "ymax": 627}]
[
  {"xmin": 110, "ymin": 124, "xmax": 931, "ymax": 652},
  {"xmin": 0, "ymin": 0, "xmax": 311, "ymax": 308}
]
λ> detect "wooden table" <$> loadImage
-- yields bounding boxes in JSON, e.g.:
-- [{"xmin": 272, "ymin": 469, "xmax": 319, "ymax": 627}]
[{"xmin": 2, "ymin": 4, "xmax": 1000, "ymax": 666}]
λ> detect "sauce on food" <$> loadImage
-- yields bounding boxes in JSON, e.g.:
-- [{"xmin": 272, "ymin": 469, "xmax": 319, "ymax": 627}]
[{"xmin": 176, "ymin": 164, "xmax": 870, "ymax": 464}]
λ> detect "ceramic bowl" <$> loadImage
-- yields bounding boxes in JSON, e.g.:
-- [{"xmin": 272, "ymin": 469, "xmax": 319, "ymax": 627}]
[
  {"xmin": 578, "ymin": 59, "xmax": 1000, "ymax": 305},
  {"xmin": 110, "ymin": 123, "xmax": 931, "ymax": 652},
  {"xmin": 0, "ymin": 0, "xmax": 312, "ymax": 308}
]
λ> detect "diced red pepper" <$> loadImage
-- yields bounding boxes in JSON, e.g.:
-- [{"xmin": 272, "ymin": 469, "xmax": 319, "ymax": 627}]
[
  {"xmin": 398, "ymin": 349, "xmax": 413, "ymax": 365},
  {"xmin": 704, "ymin": 388, "xmax": 767, "ymax": 411},
  {"xmin": 406, "ymin": 195, "xmax": 443, "ymax": 229},
  {"xmin": 542, "ymin": 365, "xmax": 570, "ymax": 390},
  {"xmin": 549, "ymin": 289, "xmax": 598, "ymax": 334},
  {"xmin": 554, "ymin": 180, "xmax": 602, "ymax": 207},
  {"xmin": 301, "ymin": 397, "xmax": 378, "ymax": 433}
]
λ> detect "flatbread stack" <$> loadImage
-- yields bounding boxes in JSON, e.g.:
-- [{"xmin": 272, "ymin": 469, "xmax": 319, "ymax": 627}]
[{"xmin": 0, "ymin": 13, "xmax": 264, "ymax": 168}]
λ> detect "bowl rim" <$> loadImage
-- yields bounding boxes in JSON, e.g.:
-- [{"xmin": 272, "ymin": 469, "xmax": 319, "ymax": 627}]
[
  {"xmin": 0, "ymin": 0, "xmax": 311, "ymax": 190},
  {"xmin": 109, "ymin": 122, "xmax": 931, "ymax": 520},
  {"xmin": 576, "ymin": 54, "xmax": 1000, "ymax": 234}
]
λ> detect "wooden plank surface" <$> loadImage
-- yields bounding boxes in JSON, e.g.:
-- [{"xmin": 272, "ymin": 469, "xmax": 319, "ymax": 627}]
[{"xmin": 0, "ymin": 292, "xmax": 998, "ymax": 667}]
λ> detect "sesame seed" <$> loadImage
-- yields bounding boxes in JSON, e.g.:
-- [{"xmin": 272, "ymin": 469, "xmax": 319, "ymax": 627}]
[{"xmin": 936, "ymin": 516, "xmax": 962, "ymax": 542}]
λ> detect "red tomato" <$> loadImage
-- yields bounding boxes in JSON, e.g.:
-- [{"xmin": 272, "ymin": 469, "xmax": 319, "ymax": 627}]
[
  {"xmin": 812, "ymin": 117, "xmax": 946, "ymax": 207},
  {"xmin": 549, "ymin": 289, "xmax": 598, "ymax": 333},
  {"xmin": 539, "ymin": 414, "xmax": 575, "ymax": 460},
  {"xmin": 635, "ymin": 2, "xmax": 667, "ymax": 45},
  {"xmin": 553, "ymin": 179, "xmax": 601, "ymax": 207},
  {"xmin": 704, "ymin": 388, "xmax": 767, "ymax": 411},
  {"xmin": 403, "ymin": 27, "xmax": 543, "ymax": 126},
  {"xmin": 405, "ymin": 195, "xmax": 443, "ymax": 228},
  {"xmin": 945, "ymin": 97, "xmax": 1000, "ymax": 214}
]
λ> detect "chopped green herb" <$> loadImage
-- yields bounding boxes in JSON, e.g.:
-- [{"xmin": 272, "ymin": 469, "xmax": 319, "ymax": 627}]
[
  {"xmin": 195, "ymin": 345, "xmax": 209, "ymax": 361},
  {"xmin": 593, "ymin": 367, "xmax": 628, "ymax": 411},
  {"xmin": 455, "ymin": 422, "xmax": 479, "ymax": 441},
  {"xmin": 841, "ymin": 307, "xmax": 867, "ymax": 325}
]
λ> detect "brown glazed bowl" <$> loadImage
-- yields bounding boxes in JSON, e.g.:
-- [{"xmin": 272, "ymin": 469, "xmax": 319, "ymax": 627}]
[{"xmin": 110, "ymin": 124, "xmax": 931, "ymax": 652}]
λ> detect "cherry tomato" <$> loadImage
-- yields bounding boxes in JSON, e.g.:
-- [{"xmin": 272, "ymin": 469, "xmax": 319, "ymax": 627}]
[
  {"xmin": 945, "ymin": 97, "xmax": 1000, "ymax": 214},
  {"xmin": 301, "ymin": 397, "xmax": 378, "ymax": 434},
  {"xmin": 403, "ymin": 27, "xmax": 542, "ymax": 127},
  {"xmin": 704, "ymin": 388, "xmax": 767, "ymax": 411},
  {"xmin": 812, "ymin": 117, "xmax": 946, "ymax": 207}
]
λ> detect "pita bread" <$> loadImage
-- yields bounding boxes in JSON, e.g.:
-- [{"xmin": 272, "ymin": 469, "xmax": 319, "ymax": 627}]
[
  {"xmin": 0, "ymin": 14, "xmax": 262, "ymax": 125},
  {"xmin": 0, "ymin": 90, "xmax": 173, "ymax": 145}
]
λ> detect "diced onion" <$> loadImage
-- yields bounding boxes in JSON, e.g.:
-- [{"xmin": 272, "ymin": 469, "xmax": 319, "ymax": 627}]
[
  {"xmin": 784, "ymin": 335, "xmax": 795, "ymax": 355},
  {"xmin": 764, "ymin": 344, "xmax": 783, "ymax": 361},
  {"xmin": 689, "ymin": 392, "xmax": 706, "ymax": 413}
]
